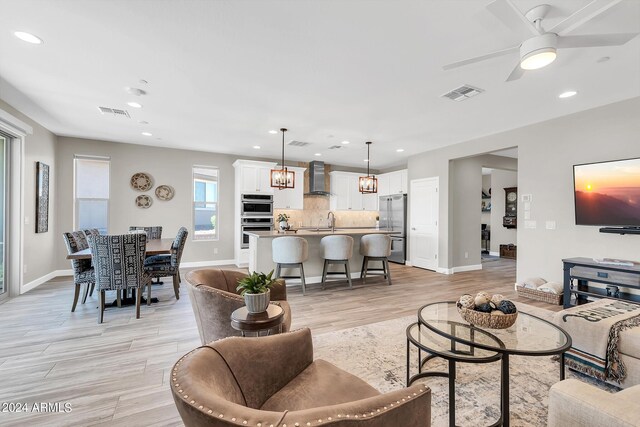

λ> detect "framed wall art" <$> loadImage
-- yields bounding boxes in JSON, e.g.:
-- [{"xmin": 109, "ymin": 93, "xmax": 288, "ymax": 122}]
[{"xmin": 36, "ymin": 161, "xmax": 50, "ymax": 233}]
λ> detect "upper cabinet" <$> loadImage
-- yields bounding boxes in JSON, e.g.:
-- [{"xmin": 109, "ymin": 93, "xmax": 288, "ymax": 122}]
[
  {"xmin": 273, "ymin": 166, "xmax": 306, "ymax": 210},
  {"xmin": 233, "ymin": 160, "xmax": 277, "ymax": 194},
  {"xmin": 329, "ymin": 171, "xmax": 377, "ymax": 211},
  {"xmin": 378, "ymin": 169, "xmax": 407, "ymax": 196}
]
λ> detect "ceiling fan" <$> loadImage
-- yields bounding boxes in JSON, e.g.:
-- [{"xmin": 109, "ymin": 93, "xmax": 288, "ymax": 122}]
[{"xmin": 443, "ymin": 0, "xmax": 639, "ymax": 81}]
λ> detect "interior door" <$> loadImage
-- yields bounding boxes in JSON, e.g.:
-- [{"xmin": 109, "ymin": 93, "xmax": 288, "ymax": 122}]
[
  {"xmin": 0, "ymin": 135, "xmax": 6, "ymax": 298},
  {"xmin": 410, "ymin": 177, "xmax": 439, "ymax": 271}
]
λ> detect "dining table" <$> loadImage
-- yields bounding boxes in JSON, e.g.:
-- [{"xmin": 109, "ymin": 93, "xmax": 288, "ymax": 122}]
[{"xmin": 66, "ymin": 238, "xmax": 173, "ymax": 260}]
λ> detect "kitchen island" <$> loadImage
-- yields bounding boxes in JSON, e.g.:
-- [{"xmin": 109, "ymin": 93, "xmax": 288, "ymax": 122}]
[{"xmin": 245, "ymin": 228, "xmax": 399, "ymax": 286}]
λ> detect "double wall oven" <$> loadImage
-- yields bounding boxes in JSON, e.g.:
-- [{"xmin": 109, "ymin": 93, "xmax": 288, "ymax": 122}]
[{"xmin": 240, "ymin": 194, "xmax": 274, "ymax": 248}]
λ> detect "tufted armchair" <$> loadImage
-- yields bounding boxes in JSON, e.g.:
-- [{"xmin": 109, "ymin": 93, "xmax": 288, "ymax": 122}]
[
  {"xmin": 185, "ymin": 268, "xmax": 291, "ymax": 344},
  {"xmin": 171, "ymin": 328, "xmax": 431, "ymax": 427},
  {"xmin": 62, "ymin": 230, "xmax": 95, "ymax": 311}
]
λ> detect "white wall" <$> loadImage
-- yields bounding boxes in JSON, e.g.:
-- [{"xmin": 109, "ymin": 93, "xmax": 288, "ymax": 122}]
[
  {"xmin": 0, "ymin": 99, "xmax": 58, "ymax": 288},
  {"xmin": 490, "ymin": 169, "xmax": 517, "ymax": 253},
  {"xmin": 409, "ymin": 96, "xmax": 640, "ymax": 282}
]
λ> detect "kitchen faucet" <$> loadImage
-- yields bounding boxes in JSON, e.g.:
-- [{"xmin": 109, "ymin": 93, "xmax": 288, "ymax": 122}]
[{"xmin": 327, "ymin": 211, "xmax": 336, "ymax": 233}]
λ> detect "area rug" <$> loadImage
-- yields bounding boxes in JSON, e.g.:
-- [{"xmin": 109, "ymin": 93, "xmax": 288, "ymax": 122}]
[{"xmin": 312, "ymin": 302, "xmax": 617, "ymax": 427}]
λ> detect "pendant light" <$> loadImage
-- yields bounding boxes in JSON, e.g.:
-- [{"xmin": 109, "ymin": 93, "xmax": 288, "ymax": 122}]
[
  {"xmin": 270, "ymin": 128, "xmax": 295, "ymax": 189},
  {"xmin": 359, "ymin": 141, "xmax": 377, "ymax": 193}
]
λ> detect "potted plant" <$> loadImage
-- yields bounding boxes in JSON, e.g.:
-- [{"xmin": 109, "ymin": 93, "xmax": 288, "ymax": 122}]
[
  {"xmin": 236, "ymin": 270, "xmax": 277, "ymax": 313},
  {"xmin": 277, "ymin": 213, "xmax": 290, "ymax": 231}
]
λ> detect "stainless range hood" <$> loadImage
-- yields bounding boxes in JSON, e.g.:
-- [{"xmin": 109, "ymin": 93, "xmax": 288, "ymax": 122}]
[{"xmin": 305, "ymin": 160, "xmax": 330, "ymax": 196}]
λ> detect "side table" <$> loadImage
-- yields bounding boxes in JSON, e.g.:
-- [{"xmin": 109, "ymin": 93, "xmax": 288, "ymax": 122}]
[{"xmin": 230, "ymin": 304, "xmax": 284, "ymax": 337}]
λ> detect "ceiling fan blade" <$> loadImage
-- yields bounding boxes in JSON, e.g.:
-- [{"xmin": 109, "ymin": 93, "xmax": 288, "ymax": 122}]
[
  {"xmin": 442, "ymin": 46, "xmax": 519, "ymax": 70},
  {"xmin": 505, "ymin": 62, "xmax": 525, "ymax": 82},
  {"xmin": 486, "ymin": 0, "xmax": 541, "ymax": 38},
  {"xmin": 558, "ymin": 33, "xmax": 639, "ymax": 48},
  {"xmin": 549, "ymin": 0, "xmax": 623, "ymax": 35}
]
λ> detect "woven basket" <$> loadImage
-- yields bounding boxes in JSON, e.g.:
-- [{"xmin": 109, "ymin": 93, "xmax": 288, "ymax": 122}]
[
  {"xmin": 516, "ymin": 285, "xmax": 563, "ymax": 305},
  {"xmin": 458, "ymin": 306, "xmax": 518, "ymax": 329}
]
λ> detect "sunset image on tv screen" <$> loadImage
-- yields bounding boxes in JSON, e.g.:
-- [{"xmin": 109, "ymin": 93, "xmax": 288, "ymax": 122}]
[{"xmin": 574, "ymin": 158, "xmax": 640, "ymax": 226}]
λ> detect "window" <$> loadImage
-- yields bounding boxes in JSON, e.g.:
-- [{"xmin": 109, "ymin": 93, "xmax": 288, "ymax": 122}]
[
  {"xmin": 193, "ymin": 166, "xmax": 218, "ymax": 240},
  {"xmin": 74, "ymin": 156, "xmax": 109, "ymax": 234}
]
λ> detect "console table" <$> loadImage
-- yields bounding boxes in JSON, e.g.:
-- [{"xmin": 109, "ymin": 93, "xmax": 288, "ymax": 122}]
[{"xmin": 562, "ymin": 257, "xmax": 640, "ymax": 309}]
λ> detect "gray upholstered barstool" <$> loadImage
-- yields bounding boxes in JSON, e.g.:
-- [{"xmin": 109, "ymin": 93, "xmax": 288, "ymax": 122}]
[
  {"xmin": 359, "ymin": 234, "xmax": 392, "ymax": 285},
  {"xmin": 320, "ymin": 235, "xmax": 354, "ymax": 289},
  {"xmin": 272, "ymin": 237, "xmax": 309, "ymax": 295}
]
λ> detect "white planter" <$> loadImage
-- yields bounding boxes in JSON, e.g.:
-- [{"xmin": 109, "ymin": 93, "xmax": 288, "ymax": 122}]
[
  {"xmin": 279, "ymin": 220, "xmax": 289, "ymax": 231},
  {"xmin": 244, "ymin": 289, "xmax": 271, "ymax": 313}
]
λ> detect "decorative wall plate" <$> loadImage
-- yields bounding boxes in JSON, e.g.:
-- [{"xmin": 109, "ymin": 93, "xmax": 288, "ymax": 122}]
[
  {"xmin": 155, "ymin": 185, "xmax": 175, "ymax": 201},
  {"xmin": 135, "ymin": 195, "xmax": 153, "ymax": 209},
  {"xmin": 130, "ymin": 172, "xmax": 153, "ymax": 191}
]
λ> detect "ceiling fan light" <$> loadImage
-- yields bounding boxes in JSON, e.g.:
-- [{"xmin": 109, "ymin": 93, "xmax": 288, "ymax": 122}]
[{"xmin": 520, "ymin": 48, "xmax": 557, "ymax": 70}]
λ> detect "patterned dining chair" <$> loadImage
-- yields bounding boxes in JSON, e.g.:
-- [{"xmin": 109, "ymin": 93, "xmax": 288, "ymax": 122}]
[
  {"xmin": 144, "ymin": 227, "xmax": 188, "ymax": 302},
  {"xmin": 62, "ymin": 231, "xmax": 96, "ymax": 312},
  {"xmin": 81, "ymin": 229, "xmax": 101, "ymax": 299},
  {"xmin": 88, "ymin": 233, "xmax": 152, "ymax": 323},
  {"xmin": 129, "ymin": 226, "xmax": 163, "ymax": 240}
]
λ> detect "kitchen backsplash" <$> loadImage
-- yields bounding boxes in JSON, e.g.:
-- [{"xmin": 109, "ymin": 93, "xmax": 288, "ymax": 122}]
[{"xmin": 274, "ymin": 207, "xmax": 377, "ymax": 228}]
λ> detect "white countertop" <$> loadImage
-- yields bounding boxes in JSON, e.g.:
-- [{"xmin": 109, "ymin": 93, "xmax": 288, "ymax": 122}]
[{"xmin": 244, "ymin": 228, "xmax": 400, "ymax": 238}]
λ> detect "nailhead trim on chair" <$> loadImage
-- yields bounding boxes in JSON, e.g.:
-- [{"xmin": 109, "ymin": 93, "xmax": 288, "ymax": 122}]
[{"xmin": 173, "ymin": 349, "xmax": 427, "ymax": 426}]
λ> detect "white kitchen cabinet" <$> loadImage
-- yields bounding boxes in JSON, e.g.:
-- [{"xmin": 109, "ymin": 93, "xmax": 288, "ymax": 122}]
[
  {"xmin": 377, "ymin": 169, "xmax": 408, "ymax": 196},
  {"xmin": 273, "ymin": 167, "xmax": 306, "ymax": 209},
  {"xmin": 235, "ymin": 160, "xmax": 277, "ymax": 194},
  {"xmin": 362, "ymin": 192, "xmax": 378, "ymax": 211},
  {"xmin": 330, "ymin": 173, "xmax": 351, "ymax": 210},
  {"xmin": 330, "ymin": 171, "xmax": 377, "ymax": 211}
]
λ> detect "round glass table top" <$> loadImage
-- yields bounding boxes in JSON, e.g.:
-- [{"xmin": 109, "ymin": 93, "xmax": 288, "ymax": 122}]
[
  {"xmin": 407, "ymin": 322, "xmax": 500, "ymax": 362},
  {"xmin": 418, "ymin": 302, "xmax": 571, "ymax": 356}
]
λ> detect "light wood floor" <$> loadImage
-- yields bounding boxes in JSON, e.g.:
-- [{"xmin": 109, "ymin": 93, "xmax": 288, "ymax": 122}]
[{"xmin": 0, "ymin": 259, "xmax": 559, "ymax": 425}]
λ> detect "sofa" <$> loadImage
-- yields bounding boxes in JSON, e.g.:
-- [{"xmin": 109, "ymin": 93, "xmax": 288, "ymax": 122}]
[
  {"xmin": 185, "ymin": 268, "xmax": 292, "ymax": 344},
  {"xmin": 171, "ymin": 328, "xmax": 431, "ymax": 426},
  {"xmin": 548, "ymin": 379, "xmax": 640, "ymax": 426}
]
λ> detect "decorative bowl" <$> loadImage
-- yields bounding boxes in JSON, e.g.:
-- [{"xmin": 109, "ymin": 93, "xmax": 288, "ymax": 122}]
[{"xmin": 457, "ymin": 306, "xmax": 518, "ymax": 329}]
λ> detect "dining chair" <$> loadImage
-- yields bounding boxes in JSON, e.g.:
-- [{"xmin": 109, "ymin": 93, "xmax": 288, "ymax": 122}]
[
  {"xmin": 144, "ymin": 227, "xmax": 188, "ymax": 302},
  {"xmin": 81, "ymin": 229, "xmax": 101, "ymax": 299},
  {"xmin": 62, "ymin": 231, "xmax": 96, "ymax": 312},
  {"xmin": 88, "ymin": 233, "xmax": 152, "ymax": 323}
]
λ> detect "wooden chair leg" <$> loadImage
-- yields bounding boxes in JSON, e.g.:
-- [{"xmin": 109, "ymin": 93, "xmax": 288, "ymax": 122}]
[
  {"xmin": 362, "ymin": 257, "xmax": 369, "ymax": 281},
  {"xmin": 321, "ymin": 259, "xmax": 328, "ymax": 289},
  {"xmin": 147, "ymin": 282, "xmax": 152, "ymax": 306},
  {"xmin": 172, "ymin": 274, "xmax": 180, "ymax": 300},
  {"xmin": 116, "ymin": 292, "xmax": 122, "ymax": 308},
  {"xmin": 299, "ymin": 263, "xmax": 306, "ymax": 296},
  {"xmin": 178, "ymin": 270, "xmax": 182, "ymax": 285},
  {"xmin": 360, "ymin": 257, "xmax": 366, "ymax": 279},
  {"xmin": 384, "ymin": 258, "xmax": 392, "ymax": 285},
  {"xmin": 135, "ymin": 288, "xmax": 141, "ymax": 319},
  {"xmin": 275, "ymin": 264, "xmax": 281, "ymax": 278},
  {"xmin": 72, "ymin": 283, "xmax": 81, "ymax": 312},
  {"xmin": 98, "ymin": 290, "xmax": 105, "ymax": 324},
  {"xmin": 81, "ymin": 283, "xmax": 89, "ymax": 304},
  {"xmin": 345, "ymin": 261, "xmax": 353, "ymax": 289},
  {"xmin": 89, "ymin": 283, "xmax": 95, "ymax": 297}
]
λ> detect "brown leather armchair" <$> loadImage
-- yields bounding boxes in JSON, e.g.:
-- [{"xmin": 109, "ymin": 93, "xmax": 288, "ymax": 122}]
[
  {"xmin": 171, "ymin": 328, "xmax": 431, "ymax": 427},
  {"xmin": 185, "ymin": 268, "xmax": 292, "ymax": 344}
]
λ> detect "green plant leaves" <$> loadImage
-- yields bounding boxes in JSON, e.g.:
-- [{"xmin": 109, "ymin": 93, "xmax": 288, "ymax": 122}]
[{"xmin": 236, "ymin": 270, "xmax": 276, "ymax": 295}]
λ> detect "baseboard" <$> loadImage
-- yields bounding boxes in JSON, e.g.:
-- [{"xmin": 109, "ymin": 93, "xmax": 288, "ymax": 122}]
[
  {"xmin": 405, "ymin": 261, "xmax": 413, "ymax": 267},
  {"xmin": 489, "ymin": 251, "xmax": 500, "ymax": 257},
  {"xmin": 451, "ymin": 264, "xmax": 483, "ymax": 273},
  {"xmin": 21, "ymin": 269, "xmax": 73, "ymax": 294},
  {"xmin": 435, "ymin": 267, "xmax": 453, "ymax": 275},
  {"xmin": 181, "ymin": 259, "xmax": 236, "ymax": 268}
]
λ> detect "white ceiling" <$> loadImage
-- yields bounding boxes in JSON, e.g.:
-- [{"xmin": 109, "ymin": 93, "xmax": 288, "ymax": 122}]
[{"xmin": 1, "ymin": 0, "xmax": 639, "ymax": 168}]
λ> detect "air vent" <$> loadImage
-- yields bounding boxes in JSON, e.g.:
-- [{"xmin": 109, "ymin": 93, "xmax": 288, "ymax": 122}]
[
  {"xmin": 288, "ymin": 140, "xmax": 311, "ymax": 147},
  {"xmin": 328, "ymin": 145, "xmax": 342, "ymax": 150},
  {"xmin": 441, "ymin": 84, "xmax": 484, "ymax": 102},
  {"xmin": 97, "ymin": 106, "xmax": 131, "ymax": 118}
]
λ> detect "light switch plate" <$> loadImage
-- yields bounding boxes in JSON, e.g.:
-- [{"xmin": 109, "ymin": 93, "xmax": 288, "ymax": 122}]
[
  {"xmin": 546, "ymin": 221, "xmax": 557, "ymax": 230},
  {"xmin": 525, "ymin": 220, "xmax": 537, "ymax": 229},
  {"xmin": 524, "ymin": 202, "xmax": 531, "ymax": 211},
  {"xmin": 521, "ymin": 194, "xmax": 532, "ymax": 202},
  {"xmin": 24, "ymin": 216, "xmax": 30, "ymax": 225},
  {"xmin": 524, "ymin": 212, "xmax": 531, "ymax": 220}
]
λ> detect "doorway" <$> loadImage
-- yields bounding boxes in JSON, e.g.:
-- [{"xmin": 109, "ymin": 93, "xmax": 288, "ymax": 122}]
[
  {"xmin": 410, "ymin": 177, "xmax": 439, "ymax": 271},
  {"xmin": 0, "ymin": 134, "xmax": 7, "ymax": 300}
]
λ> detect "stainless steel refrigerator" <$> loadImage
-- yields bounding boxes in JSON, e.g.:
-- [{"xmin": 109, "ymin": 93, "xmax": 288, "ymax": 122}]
[{"xmin": 378, "ymin": 194, "xmax": 407, "ymax": 264}]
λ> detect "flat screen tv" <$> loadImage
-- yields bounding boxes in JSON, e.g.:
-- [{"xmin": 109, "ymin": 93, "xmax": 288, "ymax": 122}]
[{"xmin": 574, "ymin": 157, "xmax": 640, "ymax": 227}]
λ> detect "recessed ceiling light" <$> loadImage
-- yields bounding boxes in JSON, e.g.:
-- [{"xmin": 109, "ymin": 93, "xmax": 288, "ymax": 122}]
[
  {"xmin": 125, "ymin": 87, "xmax": 146, "ymax": 96},
  {"xmin": 596, "ymin": 56, "xmax": 610, "ymax": 63},
  {"xmin": 253, "ymin": 145, "xmax": 261, "ymax": 149},
  {"xmin": 141, "ymin": 132, "xmax": 152, "ymax": 136},
  {"xmin": 396, "ymin": 148, "xmax": 405, "ymax": 153},
  {"xmin": 14, "ymin": 31, "xmax": 43, "ymax": 44},
  {"xmin": 268, "ymin": 130, "xmax": 278, "ymax": 134},
  {"xmin": 314, "ymin": 153, "xmax": 322, "ymax": 156},
  {"xmin": 127, "ymin": 101, "xmax": 142, "ymax": 108},
  {"xmin": 138, "ymin": 120, "xmax": 148, "ymax": 125},
  {"xmin": 341, "ymin": 140, "xmax": 350, "ymax": 145},
  {"xmin": 139, "ymin": 79, "xmax": 148, "ymax": 84},
  {"xmin": 559, "ymin": 91, "xmax": 577, "ymax": 99}
]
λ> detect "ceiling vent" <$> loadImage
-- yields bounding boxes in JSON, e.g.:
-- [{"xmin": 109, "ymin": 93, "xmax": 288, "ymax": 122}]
[
  {"xmin": 328, "ymin": 145, "xmax": 342, "ymax": 150},
  {"xmin": 441, "ymin": 84, "xmax": 484, "ymax": 102},
  {"xmin": 288, "ymin": 140, "xmax": 311, "ymax": 147},
  {"xmin": 97, "ymin": 106, "xmax": 131, "ymax": 118}
]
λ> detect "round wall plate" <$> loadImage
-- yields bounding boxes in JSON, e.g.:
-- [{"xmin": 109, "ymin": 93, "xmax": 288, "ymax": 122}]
[
  {"xmin": 135, "ymin": 194, "xmax": 153, "ymax": 209},
  {"xmin": 130, "ymin": 172, "xmax": 153, "ymax": 191},
  {"xmin": 155, "ymin": 185, "xmax": 175, "ymax": 201}
]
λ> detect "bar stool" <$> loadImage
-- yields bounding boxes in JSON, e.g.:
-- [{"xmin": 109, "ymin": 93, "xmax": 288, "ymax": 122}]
[
  {"xmin": 320, "ymin": 235, "xmax": 354, "ymax": 290},
  {"xmin": 360, "ymin": 234, "xmax": 392, "ymax": 285},
  {"xmin": 273, "ymin": 237, "xmax": 309, "ymax": 295}
]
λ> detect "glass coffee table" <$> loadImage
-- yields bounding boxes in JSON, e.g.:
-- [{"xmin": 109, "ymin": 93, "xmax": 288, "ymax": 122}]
[{"xmin": 416, "ymin": 302, "xmax": 571, "ymax": 427}]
